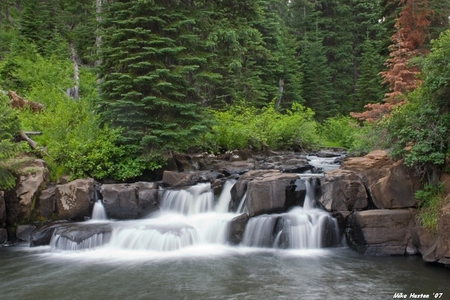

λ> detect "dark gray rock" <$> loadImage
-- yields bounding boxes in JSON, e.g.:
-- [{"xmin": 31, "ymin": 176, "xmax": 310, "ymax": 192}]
[
  {"xmin": 228, "ymin": 213, "xmax": 249, "ymax": 245},
  {"xmin": 30, "ymin": 222, "xmax": 68, "ymax": 247},
  {"xmin": 16, "ymin": 224, "xmax": 36, "ymax": 242},
  {"xmin": 0, "ymin": 228, "xmax": 7, "ymax": 243},
  {"xmin": 100, "ymin": 183, "xmax": 139, "ymax": 219},
  {"xmin": 37, "ymin": 185, "xmax": 56, "ymax": 218},
  {"xmin": 162, "ymin": 170, "xmax": 219, "ymax": 187}
]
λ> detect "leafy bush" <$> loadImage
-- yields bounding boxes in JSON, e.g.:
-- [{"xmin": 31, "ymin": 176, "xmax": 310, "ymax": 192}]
[
  {"xmin": 319, "ymin": 115, "xmax": 360, "ymax": 149},
  {"xmin": 0, "ymin": 92, "xmax": 24, "ymax": 189},
  {"xmin": 204, "ymin": 101, "xmax": 321, "ymax": 152},
  {"xmin": 414, "ymin": 183, "xmax": 444, "ymax": 234}
]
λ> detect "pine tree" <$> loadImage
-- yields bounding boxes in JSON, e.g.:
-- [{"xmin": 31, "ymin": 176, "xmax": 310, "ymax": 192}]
[{"xmin": 98, "ymin": 0, "xmax": 211, "ymax": 161}]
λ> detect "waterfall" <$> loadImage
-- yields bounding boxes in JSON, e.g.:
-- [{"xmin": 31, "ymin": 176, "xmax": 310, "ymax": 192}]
[
  {"xmin": 215, "ymin": 180, "xmax": 236, "ymax": 213},
  {"xmin": 91, "ymin": 201, "xmax": 107, "ymax": 220},
  {"xmin": 46, "ymin": 176, "xmax": 340, "ymax": 254},
  {"xmin": 241, "ymin": 178, "xmax": 340, "ymax": 249}
]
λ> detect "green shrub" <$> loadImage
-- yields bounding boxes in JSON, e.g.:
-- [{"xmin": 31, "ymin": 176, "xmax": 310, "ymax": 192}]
[
  {"xmin": 415, "ymin": 183, "xmax": 444, "ymax": 234},
  {"xmin": 319, "ymin": 115, "xmax": 360, "ymax": 149},
  {"xmin": 204, "ymin": 101, "xmax": 321, "ymax": 152}
]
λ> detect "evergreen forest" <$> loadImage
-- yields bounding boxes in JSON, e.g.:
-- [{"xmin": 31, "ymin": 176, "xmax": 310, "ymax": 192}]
[{"xmin": 1, "ymin": 0, "xmax": 450, "ymax": 191}]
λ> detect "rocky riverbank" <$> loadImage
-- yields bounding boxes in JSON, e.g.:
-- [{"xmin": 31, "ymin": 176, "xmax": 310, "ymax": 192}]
[{"xmin": 1, "ymin": 150, "xmax": 449, "ymax": 267}]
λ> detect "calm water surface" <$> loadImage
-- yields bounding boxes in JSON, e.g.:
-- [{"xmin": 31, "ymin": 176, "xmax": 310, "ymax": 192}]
[{"xmin": 1, "ymin": 244, "xmax": 449, "ymax": 300}]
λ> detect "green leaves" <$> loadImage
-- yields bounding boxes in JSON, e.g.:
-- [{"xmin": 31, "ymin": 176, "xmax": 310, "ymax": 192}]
[{"xmin": 205, "ymin": 101, "xmax": 320, "ymax": 152}]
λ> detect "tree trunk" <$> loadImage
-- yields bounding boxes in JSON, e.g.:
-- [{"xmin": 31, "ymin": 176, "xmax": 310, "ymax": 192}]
[{"xmin": 67, "ymin": 42, "xmax": 80, "ymax": 100}]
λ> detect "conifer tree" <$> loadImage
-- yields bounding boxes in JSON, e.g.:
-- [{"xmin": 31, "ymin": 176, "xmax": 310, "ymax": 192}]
[{"xmin": 98, "ymin": 0, "xmax": 211, "ymax": 162}]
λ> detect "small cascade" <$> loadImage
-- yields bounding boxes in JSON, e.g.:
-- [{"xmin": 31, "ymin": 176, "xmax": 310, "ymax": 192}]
[
  {"xmin": 91, "ymin": 201, "xmax": 107, "ymax": 220},
  {"xmin": 50, "ymin": 232, "xmax": 111, "ymax": 251},
  {"xmin": 160, "ymin": 183, "xmax": 214, "ymax": 215},
  {"xmin": 236, "ymin": 192, "xmax": 248, "ymax": 214},
  {"xmin": 215, "ymin": 180, "xmax": 236, "ymax": 213},
  {"xmin": 241, "ymin": 178, "xmax": 340, "ymax": 249}
]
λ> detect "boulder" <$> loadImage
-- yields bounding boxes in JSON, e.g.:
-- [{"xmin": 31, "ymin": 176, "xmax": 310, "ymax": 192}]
[
  {"xmin": 37, "ymin": 185, "xmax": 56, "ymax": 218},
  {"xmin": 341, "ymin": 150, "xmax": 393, "ymax": 204},
  {"xmin": 228, "ymin": 213, "xmax": 249, "ymax": 245},
  {"xmin": 371, "ymin": 160, "xmax": 416, "ymax": 209},
  {"xmin": 16, "ymin": 224, "xmax": 36, "ymax": 242},
  {"xmin": 55, "ymin": 178, "xmax": 95, "ymax": 221},
  {"xmin": 318, "ymin": 169, "xmax": 368, "ymax": 212},
  {"xmin": 6, "ymin": 159, "xmax": 50, "ymax": 225},
  {"xmin": 30, "ymin": 221, "xmax": 68, "ymax": 247},
  {"xmin": 136, "ymin": 182, "xmax": 159, "ymax": 216},
  {"xmin": 0, "ymin": 228, "xmax": 7, "ymax": 243},
  {"xmin": 346, "ymin": 209, "xmax": 416, "ymax": 256},
  {"xmin": 100, "ymin": 182, "xmax": 160, "ymax": 219},
  {"xmin": 245, "ymin": 172, "xmax": 299, "ymax": 217},
  {"xmin": 100, "ymin": 183, "xmax": 139, "ymax": 219},
  {"xmin": 229, "ymin": 170, "xmax": 279, "ymax": 212}
]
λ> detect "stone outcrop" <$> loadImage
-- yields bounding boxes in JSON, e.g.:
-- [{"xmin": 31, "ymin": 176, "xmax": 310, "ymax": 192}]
[
  {"xmin": 16, "ymin": 224, "xmax": 36, "ymax": 242},
  {"xmin": 37, "ymin": 185, "xmax": 56, "ymax": 219},
  {"xmin": 228, "ymin": 213, "xmax": 249, "ymax": 245},
  {"xmin": 346, "ymin": 209, "xmax": 416, "ymax": 256},
  {"xmin": 318, "ymin": 169, "xmax": 368, "ymax": 211},
  {"xmin": 100, "ymin": 182, "xmax": 159, "ymax": 219},
  {"xmin": 245, "ymin": 171, "xmax": 300, "ymax": 217},
  {"xmin": 340, "ymin": 150, "xmax": 417, "ymax": 209},
  {"xmin": 55, "ymin": 178, "xmax": 95, "ymax": 221},
  {"xmin": 5, "ymin": 159, "xmax": 50, "ymax": 226}
]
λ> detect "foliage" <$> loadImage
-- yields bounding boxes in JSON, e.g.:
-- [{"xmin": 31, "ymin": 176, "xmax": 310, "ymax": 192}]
[
  {"xmin": 384, "ymin": 30, "xmax": 450, "ymax": 182},
  {"xmin": 414, "ymin": 183, "xmax": 444, "ymax": 234},
  {"xmin": 204, "ymin": 101, "xmax": 320, "ymax": 152},
  {"xmin": 319, "ymin": 116, "xmax": 360, "ymax": 149},
  {"xmin": 0, "ymin": 91, "xmax": 21, "ymax": 190}
]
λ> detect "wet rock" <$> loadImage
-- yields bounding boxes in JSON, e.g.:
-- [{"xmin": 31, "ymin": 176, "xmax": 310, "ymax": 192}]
[
  {"xmin": 57, "ymin": 223, "xmax": 112, "ymax": 243},
  {"xmin": 55, "ymin": 178, "xmax": 95, "ymax": 221},
  {"xmin": 37, "ymin": 185, "xmax": 56, "ymax": 218},
  {"xmin": 100, "ymin": 183, "xmax": 139, "ymax": 219},
  {"xmin": 228, "ymin": 213, "xmax": 248, "ymax": 245},
  {"xmin": 136, "ymin": 182, "xmax": 159, "ymax": 216},
  {"xmin": 30, "ymin": 221, "xmax": 68, "ymax": 247},
  {"xmin": 16, "ymin": 224, "xmax": 36, "ymax": 242},
  {"xmin": 245, "ymin": 172, "xmax": 299, "ymax": 217},
  {"xmin": 0, "ymin": 228, "xmax": 7, "ymax": 243},
  {"xmin": 285, "ymin": 179, "xmax": 307, "ymax": 208},
  {"xmin": 318, "ymin": 169, "xmax": 368, "ymax": 212},
  {"xmin": 346, "ymin": 209, "xmax": 416, "ymax": 256}
]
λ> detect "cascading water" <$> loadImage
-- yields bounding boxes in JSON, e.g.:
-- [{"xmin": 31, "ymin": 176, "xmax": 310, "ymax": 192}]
[
  {"xmin": 49, "ymin": 182, "xmax": 237, "ymax": 252},
  {"xmin": 241, "ymin": 177, "xmax": 340, "ymax": 249},
  {"xmin": 47, "ymin": 154, "xmax": 342, "ymax": 253},
  {"xmin": 91, "ymin": 201, "xmax": 107, "ymax": 220}
]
